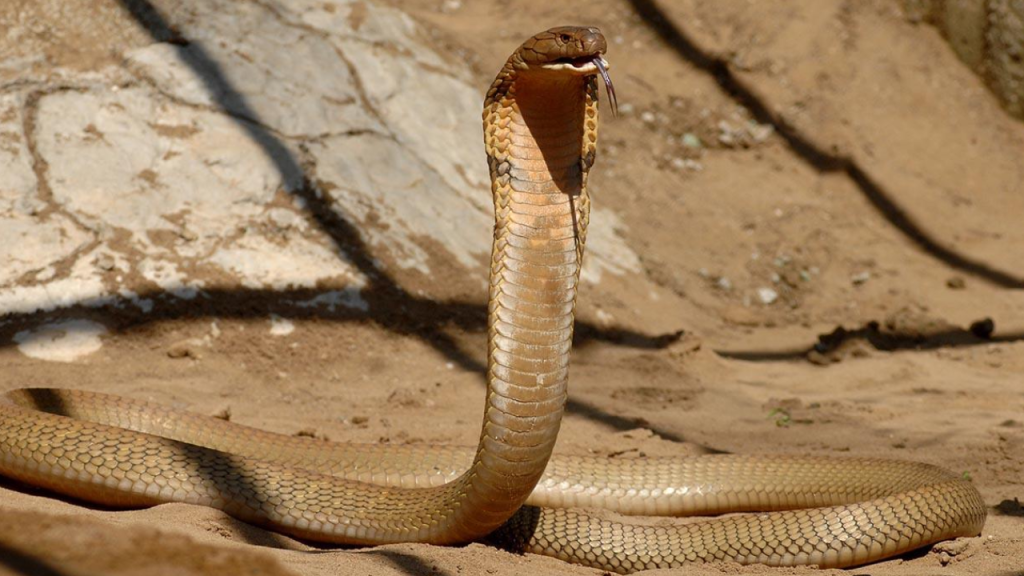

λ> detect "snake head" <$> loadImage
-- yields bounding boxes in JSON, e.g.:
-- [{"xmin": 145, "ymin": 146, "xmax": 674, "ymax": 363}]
[{"xmin": 515, "ymin": 26, "xmax": 617, "ymax": 115}]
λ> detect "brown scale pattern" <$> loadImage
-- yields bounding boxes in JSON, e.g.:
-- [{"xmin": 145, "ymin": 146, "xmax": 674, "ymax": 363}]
[{"xmin": 0, "ymin": 26, "xmax": 987, "ymax": 573}]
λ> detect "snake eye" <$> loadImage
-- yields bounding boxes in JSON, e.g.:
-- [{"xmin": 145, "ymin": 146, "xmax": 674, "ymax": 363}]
[{"xmin": 559, "ymin": 34, "xmax": 572, "ymax": 43}]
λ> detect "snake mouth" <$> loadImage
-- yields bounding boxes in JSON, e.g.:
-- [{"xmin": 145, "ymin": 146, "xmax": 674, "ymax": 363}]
[
  {"xmin": 542, "ymin": 54, "xmax": 607, "ymax": 73},
  {"xmin": 555, "ymin": 55, "xmax": 603, "ymax": 68},
  {"xmin": 539, "ymin": 55, "xmax": 618, "ymax": 116}
]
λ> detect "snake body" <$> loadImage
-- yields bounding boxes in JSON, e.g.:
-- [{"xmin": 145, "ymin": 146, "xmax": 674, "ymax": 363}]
[{"xmin": 0, "ymin": 27, "xmax": 986, "ymax": 573}]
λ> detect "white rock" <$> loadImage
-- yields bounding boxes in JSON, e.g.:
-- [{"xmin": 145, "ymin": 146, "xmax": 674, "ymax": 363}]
[
  {"xmin": 14, "ymin": 320, "xmax": 107, "ymax": 362},
  {"xmin": 851, "ymin": 271, "xmax": 871, "ymax": 285},
  {"xmin": 757, "ymin": 287, "xmax": 779, "ymax": 305},
  {"xmin": 269, "ymin": 315, "xmax": 295, "ymax": 336}
]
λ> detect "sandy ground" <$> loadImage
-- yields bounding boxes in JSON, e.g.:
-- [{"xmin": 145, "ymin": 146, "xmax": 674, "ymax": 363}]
[{"xmin": 1, "ymin": 1, "xmax": 1023, "ymax": 575}]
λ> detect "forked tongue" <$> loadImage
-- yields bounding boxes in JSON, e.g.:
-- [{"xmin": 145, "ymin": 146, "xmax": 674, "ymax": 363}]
[{"xmin": 593, "ymin": 57, "xmax": 618, "ymax": 117}]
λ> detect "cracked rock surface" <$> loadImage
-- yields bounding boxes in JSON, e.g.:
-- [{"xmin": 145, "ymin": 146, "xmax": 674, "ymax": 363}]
[{"xmin": 0, "ymin": 0, "xmax": 648, "ymax": 321}]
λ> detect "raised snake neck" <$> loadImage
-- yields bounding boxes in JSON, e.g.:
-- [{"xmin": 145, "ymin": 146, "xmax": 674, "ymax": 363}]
[{"xmin": 0, "ymin": 26, "xmax": 986, "ymax": 573}]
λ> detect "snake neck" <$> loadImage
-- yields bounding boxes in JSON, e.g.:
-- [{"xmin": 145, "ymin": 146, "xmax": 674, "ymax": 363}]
[{"xmin": 449, "ymin": 68, "xmax": 598, "ymax": 539}]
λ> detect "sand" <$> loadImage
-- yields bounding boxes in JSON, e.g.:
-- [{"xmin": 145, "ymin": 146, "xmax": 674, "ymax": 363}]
[{"xmin": 1, "ymin": 1, "xmax": 1022, "ymax": 575}]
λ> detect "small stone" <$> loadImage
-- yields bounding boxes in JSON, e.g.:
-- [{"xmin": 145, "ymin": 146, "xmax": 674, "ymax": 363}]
[
  {"xmin": 946, "ymin": 276, "xmax": 966, "ymax": 289},
  {"xmin": 640, "ymin": 111, "xmax": 656, "ymax": 124},
  {"xmin": 969, "ymin": 317, "xmax": 995, "ymax": 339},
  {"xmin": 211, "ymin": 407, "xmax": 231, "ymax": 420},
  {"xmin": 350, "ymin": 415, "xmax": 369, "ymax": 425},
  {"xmin": 749, "ymin": 122, "xmax": 774, "ymax": 142},
  {"xmin": 617, "ymin": 102, "xmax": 635, "ymax": 115},
  {"xmin": 933, "ymin": 539, "xmax": 970, "ymax": 565},
  {"xmin": 716, "ymin": 277, "xmax": 732, "ymax": 291},
  {"xmin": 269, "ymin": 315, "xmax": 295, "ymax": 336},
  {"xmin": 681, "ymin": 133, "xmax": 702, "ymax": 149},
  {"xmin": 167, "ymin": 340, "xmax": 200, "ymax": 359},
  {"xmin": 294, "ymin": 428, "xmax": 321, "ymax": 439},
  {"xmin": 756, "ymin": 287, "xmax": 778, "ymax": 304},
  {"xmin": 681, "ymin": 159, "xmax": 703, "ymax": 171},
  {"xmin": 851, "ymin": 271, "xmax": 871, "ymax": 285}
]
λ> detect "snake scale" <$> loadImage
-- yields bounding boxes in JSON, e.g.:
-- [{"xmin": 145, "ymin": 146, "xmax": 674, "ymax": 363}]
[{"xmin": 0, "ymin": 27, "xmax": 986, "ymax": 573}]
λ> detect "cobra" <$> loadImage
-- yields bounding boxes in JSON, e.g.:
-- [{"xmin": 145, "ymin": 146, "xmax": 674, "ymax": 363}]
[{"xmin": 0, "ymin": 26, "xmax": 986, "ymax": 573}]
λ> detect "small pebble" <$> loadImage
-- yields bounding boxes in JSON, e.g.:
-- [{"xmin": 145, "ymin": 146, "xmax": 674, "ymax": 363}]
[
  {"xmin": 946, "ymin": 276, "xmax": 966, "ymax": 289},
  {"xmin": 640, "ymin": 111, "xmax": 656, "ymax": 124},
  {"xmin": 851, "ymin": 271, "xmax": 871, "ymax": 285},
  {"xmin": 295, "ymin": 428, "xmax": 329, "ymax": 440},
  {"xmin": 167, "ymin": 340, "xmax": 200, "ymax": 359},
  {"xmin": 750, "ymin": 123, "xmax": 774, "ymax": 142},
  {"xmin": 681, "ymin": 159, "xmax": 703, "ymax": 171},
  {"xmin": 757, "ymin": 287, "xmax": 778, "ymax": 304},
  {"xmin": 969, "ymin": 317, "xmax": 995, "ymax": 339}
]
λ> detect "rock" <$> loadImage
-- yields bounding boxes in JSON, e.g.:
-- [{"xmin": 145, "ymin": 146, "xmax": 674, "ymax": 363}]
[
  {"xmin": 851, "ymin": 271, "xmax": 871, "ymax": 285},
  {"xmin": 0, "ymin": 0, "xmax": 651, "ymax": 319},
  {"xmin": 756, "ymin": 287, "xmax": 778, "ymax": 304},
  {"xmin": 969, "ymin": 317, "xmax": 995, "ymax": 339},
  {"xmin": 13, "ymin": 320, "xmax": 107, "ymax": 362},
  {"xmin": 167, "ymin": 339, "xmax": 202, "ymax": 359},
  {"xmin": 211, "ymin": 406, "xmax": 231, "ymax": 421},
  {"xmin": 932, "ymin": 538, "xmax": 971, "ymax": 565},
  {"xmin": 294, "ymin": 428, "xmax": 329, "ymax": 440}
]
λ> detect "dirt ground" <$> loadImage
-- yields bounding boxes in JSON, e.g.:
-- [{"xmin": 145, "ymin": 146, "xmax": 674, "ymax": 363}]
[{"xmin": 1, "ymin": 0, "xmax": 1023, "ymax": 575}]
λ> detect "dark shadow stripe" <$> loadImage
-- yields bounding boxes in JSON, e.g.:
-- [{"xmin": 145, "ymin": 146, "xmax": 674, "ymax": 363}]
[
  {"xmin": 627, "ymin": 0, "xmax": 1024, "ymax": 289},
  {"xmin": 0, "ymin": 543, "xmax": 70, "ymax": 576}
]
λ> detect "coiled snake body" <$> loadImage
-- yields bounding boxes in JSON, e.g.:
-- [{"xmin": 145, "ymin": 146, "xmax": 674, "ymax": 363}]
[{"xmin": 0, "ymin": 27, "xmax": 986, "ymax": 573}]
